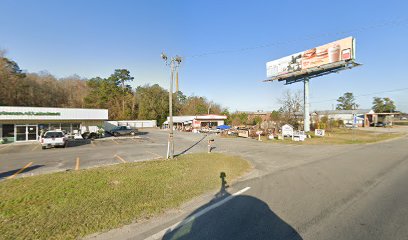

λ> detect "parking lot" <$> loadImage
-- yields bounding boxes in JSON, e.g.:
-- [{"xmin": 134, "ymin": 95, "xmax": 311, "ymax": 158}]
[
  {"xmin": 3, "ymin": 127, "xmax": 405, "ymax": 181},
  {"xmin": 0, "ymin": 129, "xmax": 214, "ymax": 180}
]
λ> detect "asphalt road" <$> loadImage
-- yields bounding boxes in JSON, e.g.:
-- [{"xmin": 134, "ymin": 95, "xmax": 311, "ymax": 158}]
[{"xmin": 86, "ymin": 130, "xmax": 408, "ymax": 240}]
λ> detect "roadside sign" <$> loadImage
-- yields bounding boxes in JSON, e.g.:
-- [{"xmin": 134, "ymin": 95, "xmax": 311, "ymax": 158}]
[
  {"xmin": 282, "ymin": 124, "xmax": 294, "ymax": 137},
  {"xmin": 315, "ymin": 129, "xmax": 325, "ymax": 137}
]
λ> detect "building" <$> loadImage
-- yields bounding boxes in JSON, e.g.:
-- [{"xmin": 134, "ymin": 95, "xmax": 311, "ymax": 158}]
[
  {"xmin": 0, "ymin": 106, "xmax": 108, "ymax": 143},
  {"xmin": 312, "ymin": 109, "xmax": 371, "ymax": 127},
  {"xmin": 163, "ymin": 115, "xmax": 227, "ymax": 130},
  {"xmin": 237, "ymin": 110, "xmax": 270, "ymax": 121},
  {"xmin": 311, "ymin": 109, "xmax": 400, "ymax": 127},
  {"xmin": 364, "ymin": 112, "xmax": 400, "ymax": 127},
  {"xmin": 104, "ymin": 120, "xmax": 157, "ymax": 131}
]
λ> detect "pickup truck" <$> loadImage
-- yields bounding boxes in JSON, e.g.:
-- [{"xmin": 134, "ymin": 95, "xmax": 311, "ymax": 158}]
[
  {"xmin": 40, "ymin": 130, "xmax": 67, "ymax": 149},
  {"xmin": 109, "ymin": 126, "xmax": 137, "ymax": 137}
]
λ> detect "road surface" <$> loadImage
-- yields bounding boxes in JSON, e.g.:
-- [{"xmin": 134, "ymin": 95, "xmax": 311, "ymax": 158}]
[{"xmin": 87, "ymin": 131, "xmax": 408, "ymax": 240}]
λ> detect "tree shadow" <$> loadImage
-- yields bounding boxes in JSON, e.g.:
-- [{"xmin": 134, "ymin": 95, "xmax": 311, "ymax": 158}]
[
  {"xmin": 174, "ymin": 134, "xmax": 208, "ymax": 157},
  {"xmin": 163, "ymin": 172, "xmax": 303, "ymax": 240},
  {"xmin": 0, "ymin": 165, "xmax": 44, "ymax": 180}
]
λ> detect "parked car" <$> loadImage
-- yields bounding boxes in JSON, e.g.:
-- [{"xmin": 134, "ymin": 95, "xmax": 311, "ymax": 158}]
[
  {"xmin": 109, "ymin": 126, "xmax": 137, "ymax": 136},
  {"xmin": 374, "ymin": 122, "xmax": 386, "ymax": 127},
  {"xmin": 401, "ymin": 117, "xmax": 407, "ymax": 120},
  {"xmin": 40, "ymin": 130, "xmax": 67, "ymax": 149},
  {"xmin": 344, "ymin": 123, "xmax": 354, "ymax": 128},
  {"xmin": 81, "ymin": 132, "xmax": 100, "ymax": 140}
]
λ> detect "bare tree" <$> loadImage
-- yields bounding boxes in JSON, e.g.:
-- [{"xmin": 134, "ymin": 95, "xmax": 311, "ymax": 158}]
[{"xmin": 277, "ymin": 90, "xmax": 303, "ymax": 126}]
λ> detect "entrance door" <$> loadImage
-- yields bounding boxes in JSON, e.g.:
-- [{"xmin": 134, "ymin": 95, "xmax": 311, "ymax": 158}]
[
  {"xmin": 16, "ymin": 126, "xmax": 27, "ymax": 141},
  {"xmin": 15, "ymin": 125, "xmax": 38, "ymax": 141},
  {"xmin": 27, "ymin": 125, "xmax": 37, "ymax": 141}
]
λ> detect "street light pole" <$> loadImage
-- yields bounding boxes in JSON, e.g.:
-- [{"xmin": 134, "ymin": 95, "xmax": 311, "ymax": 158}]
[
  {"xmin": 162, "ymin": 52, "xmax": 181, "ymax": 159},
  {"xmin": 168, "ymin": 61, "xmax": 174, "ymax": 159}
]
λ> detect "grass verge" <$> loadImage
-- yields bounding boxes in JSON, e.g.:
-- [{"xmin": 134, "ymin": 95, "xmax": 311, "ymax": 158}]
[
  {"xmin": 263, "ymin": 128, "xmax": 403, "ymax": 145},
  {"xmin": 0, "ymin": 153, "xmax": 251, "ymax": 240}
]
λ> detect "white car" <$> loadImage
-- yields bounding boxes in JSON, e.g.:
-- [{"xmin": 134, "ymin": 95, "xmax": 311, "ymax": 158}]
[
  {"xmin": 40, "ymin": 130, "xmax": 67, "ymax": 149},
  {"xmin": 345, "ymin": 123, "xmax": 357, "ymax": 128}
]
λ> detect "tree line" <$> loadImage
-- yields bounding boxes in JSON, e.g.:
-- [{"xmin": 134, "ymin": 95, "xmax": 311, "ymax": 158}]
[
  {"xmin": 1, "ymin": 51, "xmax": 399, "ymax": 126},
  {"xmin": 336, "ymin": 92, "xmax": 397, "ymax": 113},
  {"xmin": 0, "ymin": 52, "xmax": 223, "ymax": 124}
]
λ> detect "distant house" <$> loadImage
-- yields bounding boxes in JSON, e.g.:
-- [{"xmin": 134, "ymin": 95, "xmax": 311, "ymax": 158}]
[
  {"xmin": 237, "ymin": 110, "xmax": 270, "ymax": 121},
  {"xmin": 312, "ymin": 109, "xmax": 372, "ymax": 127},
  {"xmin": 364, "ymin": 111, "xmax": 400, "ymax": 127}
]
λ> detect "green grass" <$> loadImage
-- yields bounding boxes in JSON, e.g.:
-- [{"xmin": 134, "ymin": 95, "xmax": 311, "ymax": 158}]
[
  {"xmin": 394, "ymin": 121, "xmax": 408, "ymax": 126},
  {"xmin": 263, "ymin": 128, "xmax": 403, "ymax": 145},
  {"xmin": 0, "ymin": 153, "xmax": 251, "ymax": 240}
]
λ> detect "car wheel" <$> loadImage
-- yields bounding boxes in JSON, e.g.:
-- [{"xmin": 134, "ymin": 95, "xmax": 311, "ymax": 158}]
[
  {"xmin": 130, "ymin": 131, "xmax": 135, "ymax": 136},
  {"xmin": 89, "ymin": 133, "xmax": 97, "ymax": 140},
  {"xmin": 113, "ymin": 132, "xmax": 119, "ymax": 137},
  {"xmin": 42, "ymin": 146, "xmax": 46, "ymax": 150}
]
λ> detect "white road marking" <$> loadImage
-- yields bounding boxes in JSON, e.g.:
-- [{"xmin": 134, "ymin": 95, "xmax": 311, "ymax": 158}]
[
  {"xmin": 144, "ymin": 186, "xmax": 251, "ymax": 240},
  {"xmin": 145, "ymin": 151, "xmax": 163, "ymax": 159},
  {"xmin": 114, "ymin": 154, "xmax": 127, "ymax": 163},
  {"xmin": 0, "ymin": 144, "xmax": 12, "ymax": 152}
]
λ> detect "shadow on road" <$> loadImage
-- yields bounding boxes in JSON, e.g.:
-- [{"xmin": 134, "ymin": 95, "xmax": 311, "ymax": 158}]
[
  {"xmin": 137, "ymin": 131, "xmax": 149, "ymax": 136},
  {"xmin": 65, "ymin": 139, "xmax": 91, "ymax": 148},
  {"xmin": 0, "ymin": 165, "xmax": 44, "ymax": 180},
  {"xmin": 175, "ymin": 134, "xmax": 208, "ymax": 157},
  {"xmin": 163, "ymin": 172, "xmax": 302, "ymax": 240}
]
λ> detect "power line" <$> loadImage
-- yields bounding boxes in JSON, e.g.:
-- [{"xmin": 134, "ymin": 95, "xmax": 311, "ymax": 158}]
[
  {"xmin": 185, "ymin": 18, "xmax": 408, "ymax": 59},
  {"xmin": 310, "ymin": 87, "xmax": 408, "ymax": 104}
]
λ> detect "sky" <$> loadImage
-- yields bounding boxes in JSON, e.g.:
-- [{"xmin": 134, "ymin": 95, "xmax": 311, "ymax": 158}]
[{"xmin": 1, "ymin": 0, "xmax": 408, "ymax": 112}]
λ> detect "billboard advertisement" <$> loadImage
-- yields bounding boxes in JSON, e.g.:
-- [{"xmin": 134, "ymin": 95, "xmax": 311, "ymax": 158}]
[{"xmin": 266, "ymin": 37, "xmax": 354, "ymax": 78}]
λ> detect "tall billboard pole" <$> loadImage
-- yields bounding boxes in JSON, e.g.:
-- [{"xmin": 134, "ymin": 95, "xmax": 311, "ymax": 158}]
[{"xmin": 304, "ymin": 78, "xmax": 310, "ymax": 132}]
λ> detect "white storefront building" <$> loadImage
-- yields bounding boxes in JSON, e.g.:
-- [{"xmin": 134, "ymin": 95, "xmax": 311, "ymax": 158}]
[
  {"xmin": 0, "ymin": 106, "xmax": 108, "ymax": 142},
  {"xmin": 162, "ymin": 115, "xmax": 227, "ymax": 129}
]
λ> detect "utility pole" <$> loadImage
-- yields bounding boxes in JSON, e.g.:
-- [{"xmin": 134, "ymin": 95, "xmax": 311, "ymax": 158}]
[
  {"xmin": 161, "ymin": 52, "xmax": 182, "ymax": 159},
  {"xmin": 175, "ymin": 71, "xmax": 179, "ymax": 93},
  {"xmin": 121, "ymin": 79, "xmax": 125, "ymax": 118}
]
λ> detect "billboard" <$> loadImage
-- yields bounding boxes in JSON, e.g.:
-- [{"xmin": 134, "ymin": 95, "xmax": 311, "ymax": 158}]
[{"xmin": 266, "ymin": 37, "xmax": 355, "ymax": 78}]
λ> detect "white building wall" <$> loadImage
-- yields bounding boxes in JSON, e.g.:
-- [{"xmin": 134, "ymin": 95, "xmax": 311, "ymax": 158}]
[
  {"xmin": 104, "ymin": 120, "xmax": 157, "ymax": 131},
  {"xmin": 0, "ymin": 106, "xmax": 108, "ymax": 121},
  {"xmin": 318, "ymin": 113, "xmax": 363, "ymax": 125}
]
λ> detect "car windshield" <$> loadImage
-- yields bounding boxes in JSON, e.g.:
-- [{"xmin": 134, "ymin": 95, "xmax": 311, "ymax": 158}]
[{"xmin": 44, "ymin": 132, "xmax": 64, "ymax": 138}]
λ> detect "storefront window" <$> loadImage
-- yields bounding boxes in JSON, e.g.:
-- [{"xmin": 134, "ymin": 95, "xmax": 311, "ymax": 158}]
[
  {"xmin": 72, "ymin": 123, "xmax": 80, "ymax": 134},
  {"xmin": 61, "ymin": 123, "xmax": 71, "ymax": 134},
  {"xmin": 49, "ymin": 123, "xmax": 61, "ymax": 130},
  {"xmin": 2, "ymin": 124, "xmax": 15, "ymax": 142},
  {"xmin": 38, "ymin": 124, "xmax": 49, "ymax": 137}
]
